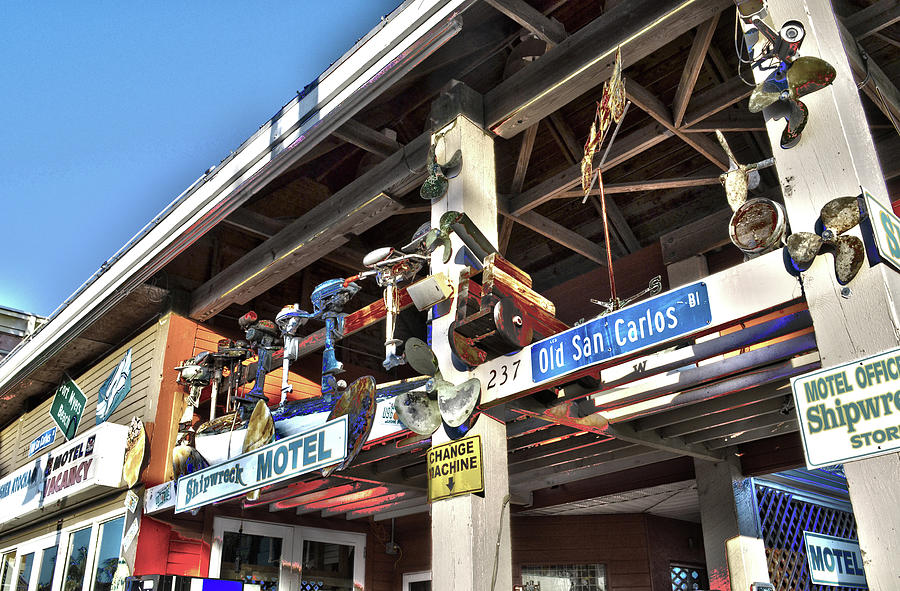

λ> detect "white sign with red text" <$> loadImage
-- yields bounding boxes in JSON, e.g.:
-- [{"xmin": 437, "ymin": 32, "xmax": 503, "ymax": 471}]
[{"xmin": 43, "ymin": 422, "xmax": 128, "ymax": 504}]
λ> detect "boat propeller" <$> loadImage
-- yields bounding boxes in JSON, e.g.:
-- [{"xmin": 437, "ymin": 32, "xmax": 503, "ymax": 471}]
[
  {"xmin": 394, "ymin": 337, "xmax": 482, "ymax": 440},
  {"xmin": 786, "ymin": 196, "xmax": 865, "ymax": 284},
  {"xmin": 322, "ymin": 375, "xmax": 378, "ymax": 476},
  {"xmin": 741, "ymin": 12, "xmax": 836, "ymax": 149}
]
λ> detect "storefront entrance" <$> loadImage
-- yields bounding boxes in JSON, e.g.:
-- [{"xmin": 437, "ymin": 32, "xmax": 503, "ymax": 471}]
[{"xmin": 209, "ymin": 518, "xmax": 364, "ymax": 591}]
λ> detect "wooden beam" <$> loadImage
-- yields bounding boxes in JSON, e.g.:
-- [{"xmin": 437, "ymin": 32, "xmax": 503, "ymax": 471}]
[
  {"xmin": 190, "ymin": 133, "xmax": 429, "ymax": 320},
  {"xmin": 658, "ymin": 395, "xmax": 790, "ymax": 439},
  {"xmin": 485, "ymin": 0, "xmax": 567, "ymax": 46},
  {"xmin": 625, "ymin": 80, "xmax": 728, "ymax": 170},
  {"xmin": 332, "ymin": 119, "xmax": 402, "ymax": 158},
  {"xmin": 683, "ymin": 110, "xmax": 766, "ymax": 132},
  {"xmin": 839, "ymin": 20, "xmax": 900, "ymax": 122},
  {"xmin": 506, "ymin": 122, "xmax": 672, "ymax": 215},
  {"xmin": 559, "ymin": 175, "xmax": 722, "ymax": 197},
  {"xmin": 500, "ymin": 123, "xmax": 540, "ymax": 254},
  {"xmin": 485, "ymin": 0, "xmax": 732, "ymax": 138},
  {"xmin": 547, "ymin": 111, "xmax": 639, "ymax": 253},
  {"xmin": 659, "ymin": 207, "xmax": 731, "ymax": 264},
  {"xmin": 673, "ymin": 15, "xmax": 720, "ymax": 127},
  {"xmin": 507, "ymin": 210, "xmax": 609, "ymax": 265},
  {"xmin": 222, "ymin": 207, "xmax": 287, "ymax": 240},
  {"xmin": 600, "ymin": 421, "xmax": 724, "ymax": 462},
  {"xmin": 844, "ymin": 0, "xmax": 900, "ymax": 39},
  {"xmin": 680, "ymin": 76, "xmax": 754, "ymax": 129}
]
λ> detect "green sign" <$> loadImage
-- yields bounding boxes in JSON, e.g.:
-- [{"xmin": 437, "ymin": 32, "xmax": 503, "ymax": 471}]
[{"xmin": 50, "ymin": 375, "xmax": 87, "ymax": 440}]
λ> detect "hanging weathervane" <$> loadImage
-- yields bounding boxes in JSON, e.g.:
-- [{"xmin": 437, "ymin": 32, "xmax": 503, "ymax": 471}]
[
  {"xmin": 580, "ymin": 47, "xmax": 627, "ymax": 204},
  {"xmin": 715, "ymin": 130, "xmax": 786, "ymax": 257},
  {"xmin": 738, "ymin": 2, "xmax": 836, "ymax": 148},
  {"xmin": 786, "ymin": 195, "xmax": 866, "ymax": 284}
]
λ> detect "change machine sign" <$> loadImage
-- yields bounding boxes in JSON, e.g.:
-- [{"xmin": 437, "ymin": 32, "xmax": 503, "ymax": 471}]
[
  {"xmin": 531, "ymin": 283, "xmax": 711, "ymax": 382},
  {"xmin": 791, "ymin": 345, "xmax": 900, "ymax": 467},
  {"xmin": 176, "ymin": 416, "xmax": 347, "ymax": 513}
]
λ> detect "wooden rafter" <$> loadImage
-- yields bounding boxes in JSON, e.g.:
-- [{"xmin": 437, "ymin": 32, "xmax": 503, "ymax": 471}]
[
  {"xmin": 839, "ymin": 20, "xmax": 900, "ymax": 123},
  {"xmin": 500, "ymin": 122, "xmax": 540, "ymax": 253},
  {"xmin": 506, "ymin": 210, "xmax": 609, "ymax": 265},
  {"xmin": 681, "ymin": 76, "xmax": 754, "ymax": 128},
  {"xmin": 558, "ymin": 174, "xmax": 722, "ymax": 197},
  {"xmin": 485, "ymin": 0, "xmax": 732, "ymax": 138},
  {"xmin": 506, "ymin": 122, "xmax": 672, "ymax": 216},
  {"xmin": 599, "ymin": 422, "xmax": 724, "ymax": 462},
  {"xmin": 625, "ymin": 80, "xmax": 728, "ymax": 170},
  {"xmin": 332, "ymin": 119, "xmax": 402, "ymax": 158},
  {"xmin": 672, "ymin": 14, "xmax": 720, "ymax": 127},
  {"xmin": 683, "ymin": 110, "xmax": 766, "ymax": 132},
  {"xmin": 844, "ymin": 0, "xmax": 900, "ymax": 39},
  {"xmin": 484, "ymin": 0, "xmax": 567, "ymax": 46}
]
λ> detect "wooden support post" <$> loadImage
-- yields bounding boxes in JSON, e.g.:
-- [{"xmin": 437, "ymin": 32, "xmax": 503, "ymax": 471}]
[
  {"xmin": 694, "ymin": 458, "xmax": 770, "ymax": 591},
  {"xmin": 744, "ymin": 2, "xmax": 900, "ymax": 589},
  {"xmin": 428, "ymin": 83, "xmax": 511, "ymax": 591}
]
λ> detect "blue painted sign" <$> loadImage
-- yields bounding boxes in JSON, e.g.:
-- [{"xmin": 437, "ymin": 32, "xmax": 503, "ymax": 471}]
[
  {"xmin": 531, "ymin": 283, "xmax": 711, "ymax": 382},
  {"xmin": 96, "ymin": 349, "xmax": 132, "ymax": 425},
  {"xmin": 803, "ymin": 532, "xmax": 867, "ymax": 588},
  {"xmin": 27, "ymin": 426, "xmax": 56, "ymax": 457},
  {"xmin": 863, "ymin": 189, "xmax": 900, "ymax": 274}
]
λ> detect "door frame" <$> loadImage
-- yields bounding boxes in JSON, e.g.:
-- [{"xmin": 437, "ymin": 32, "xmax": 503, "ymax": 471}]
[{"xmin": 210, "ymin": 518, "xmax": 366, "ymax": 591}]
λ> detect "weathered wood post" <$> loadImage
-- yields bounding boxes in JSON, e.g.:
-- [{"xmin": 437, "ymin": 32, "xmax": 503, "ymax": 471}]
[
  {"xmin": 743, "ymin": 1, "xmax": 900, "ymax": 589},
  {"xmin": 428, "ymin": 81, "xmax": 512, "ymax": 591}
]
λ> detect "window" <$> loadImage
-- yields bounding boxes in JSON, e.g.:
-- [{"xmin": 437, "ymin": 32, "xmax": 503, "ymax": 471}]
[
  {"xmin": 0, "ymin": 508, "xmax": 125, "ymax": 591},
  {"xmin": 1, "ymin": 552, "xmax": 17, "ymax": 591},
  {"xmin": 521, "ymin": 564, "xmax": 607, "ymax": 591},
  {"xmin": 402, "ymin": 571, "xmax": 431, "ymax": 591},
  {"xmin": 91, "ymin": 517, "xmax": 125, "ymax": 591},
  {"xmin": 15, "ymin": 554, "xmax": 33, "ymax": 591},
  {"xmin": 62, "ymin": 528, "xmax": 92, "ymax": 591},
  {"xmin": 35, "ymin": 547, "xmax": 57, "ymax": 591},
  {"xmin": 670, "ymin": 563, "xmax": 709, "ymax": 591}
]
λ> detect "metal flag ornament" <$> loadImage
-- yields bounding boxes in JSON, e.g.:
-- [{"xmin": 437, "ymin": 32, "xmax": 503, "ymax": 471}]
[
  {"xmin": 740, "ymin": 4, "xmax": 837, "ymax": 149},
  {"xmin": 97, "ymin": 348, "xmax": 132, "ymax": 425},
  {"xmin": 786, "ymin": 196, "xmax": 865, "ymax": 284}
]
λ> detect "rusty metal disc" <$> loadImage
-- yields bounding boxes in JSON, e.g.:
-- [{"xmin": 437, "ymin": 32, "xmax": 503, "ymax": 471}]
[
  {"xmin": 323, "ymin": 375, "xmax": 377, "ymax": 476},
  {"xmin": 728, "ymin": 198, "xmax": 787, "ymax": 255},
  {"xmin": 493, "ymin": 297, "xmax": 533, "ymax": 348}
]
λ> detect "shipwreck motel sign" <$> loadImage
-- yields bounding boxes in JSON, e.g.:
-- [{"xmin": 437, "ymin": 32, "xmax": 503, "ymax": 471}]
[{"xmin": 175, "ymin": 416, "xmax": 347, "ymax": 512}]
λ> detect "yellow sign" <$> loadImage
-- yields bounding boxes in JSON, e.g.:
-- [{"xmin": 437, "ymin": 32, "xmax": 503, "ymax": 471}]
[{"xmin": 427, "ymin": 435, "xmax": 484, "ymax": 502}]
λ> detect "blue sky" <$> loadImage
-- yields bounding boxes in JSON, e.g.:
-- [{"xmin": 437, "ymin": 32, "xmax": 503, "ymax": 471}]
[{"xmin": 0, "ymin": 1, "xmax": 400, "ymax": 317}]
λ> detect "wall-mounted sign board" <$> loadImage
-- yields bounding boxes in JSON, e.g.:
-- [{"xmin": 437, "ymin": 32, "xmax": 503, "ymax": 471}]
[
  {"xmin": 862, "ymin": 188, "xmax": 900, "ymax": 273},
  {"xmin": 27, "ymin": 426, "xmax": 56, "ymax": 457},
  {"xmin": 50, "ymin": 375, "xmax": 87, "ymax": 440},
  {"xmin": 427, "ymin": 435, "xmax": 483, "ymax": 502},
  {"xmin": 791, "ymin": 345, "xmax": 900, "ymax": 467},
  {"xmin": 175, "ymin": 416, "xmax": 347, "ymax": 513},
  {"xmin": 475, "ymin": 250, "xmax": 801, "ymax": 406},
  {"xmin": 803, "ymin": 532, "xmax": 868, "ymax": 588}
]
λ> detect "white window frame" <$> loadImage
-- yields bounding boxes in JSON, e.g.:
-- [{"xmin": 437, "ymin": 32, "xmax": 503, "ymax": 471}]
[
  {"xmin": 210, "ymin": 517, "xmax": 365, "ymax": 591},
  {"xmin": 402, "ymin": 570, "xmax": 431, "ymax": 590},
  {"xmin": 0, "ymin": 507, "xmax": 125, "ymax": 591}
]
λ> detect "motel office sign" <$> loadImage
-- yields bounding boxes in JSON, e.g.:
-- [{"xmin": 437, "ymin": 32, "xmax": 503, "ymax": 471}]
[
  {"xmin": 792, "ymin": 345, "xmax": 900, "ymax": 467},
  {"xmin": 176, "ymin": 416, "xmax": 347, "ymax": 512}
]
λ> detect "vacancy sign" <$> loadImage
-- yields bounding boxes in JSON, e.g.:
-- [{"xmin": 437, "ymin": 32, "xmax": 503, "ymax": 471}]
[
  {"xmin": 803, "ymin": 532, "xmax": 868, "ymax": 588},
  {"xmin": 791, "ymin": 345, "xmax": 900, "ymax": 467}
]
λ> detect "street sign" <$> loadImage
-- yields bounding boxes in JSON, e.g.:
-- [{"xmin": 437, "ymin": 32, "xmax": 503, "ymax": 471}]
[
  {"xmin": 97, "ymin": 349, "xmax": 132, "ymax": 424},
  {"xmin": 791, "ymin": 345, "xmax": 900, "ymax": 467},
  {"xmin": 50, "ymin": 375, "xmax": 87, "ymax": 440},
  {"xmin": 427, "ymin": 435, "xmax": 484, "ymax": 502},
  {"xmin": 530, "ymin": 282, "xmax": 711, "ymax": 382},
  {"xmin": 803, "ymin": 532, "xmax": 868, "ymax": 588},
  {"xmin": 176, "ymin": 415, "xmax": 347, "ymax": 513},
  {"xmin": 27, "ymin": 426, "xmax": 56, "ymax": 457},
  {"xmin": 862, "ymin": 188, "xmax": 900, "ymax": 273}
]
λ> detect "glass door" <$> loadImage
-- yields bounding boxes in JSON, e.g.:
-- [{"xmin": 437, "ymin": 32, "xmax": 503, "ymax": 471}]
[
  {"xmin": 296, "ymin": 528, "xmax": 364, "ymax": 591},
  {"xmin": 211, "ymin": 519, "xmax": 295, "ymax": 591}
]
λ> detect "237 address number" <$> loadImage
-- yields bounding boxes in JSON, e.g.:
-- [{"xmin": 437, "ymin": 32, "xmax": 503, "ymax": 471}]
[{"xmin": 486, "ymin": 360, "xmax": 521, "ymax": 390}]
